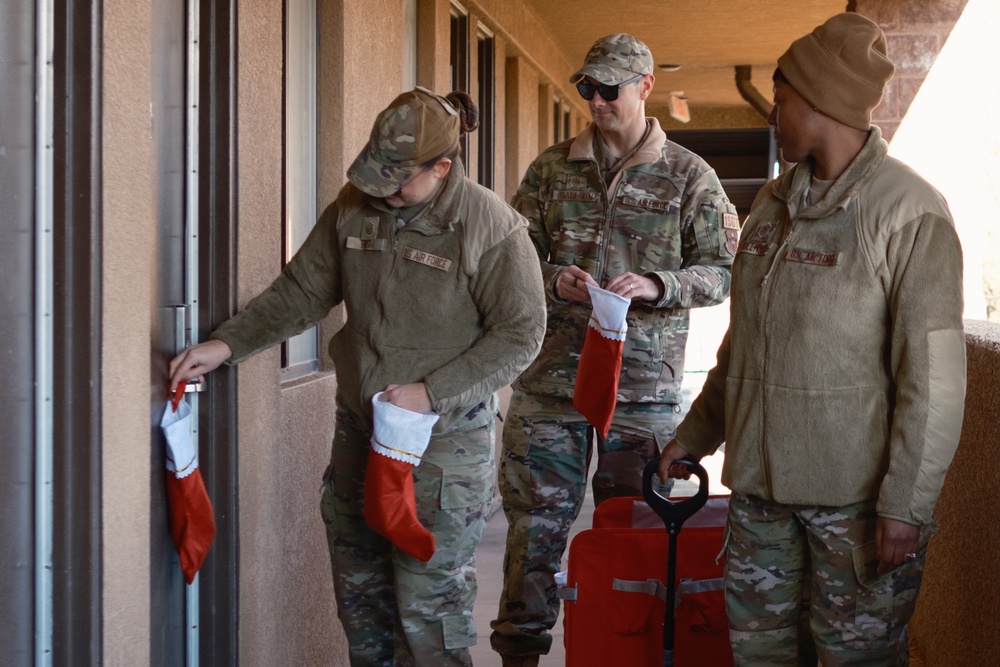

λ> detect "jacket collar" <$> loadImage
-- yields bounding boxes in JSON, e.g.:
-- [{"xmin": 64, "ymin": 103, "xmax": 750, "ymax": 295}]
[
  {"xmin": 774, "ymin": 126, "xmax": 888, "ymax": 217},
  {"xmin": 568, "ymin": 117, "xmax": 666, "ymax": 169},
  {"xmin": 369, "ymin": 157, "xmax": 466, "ymax": 235}
]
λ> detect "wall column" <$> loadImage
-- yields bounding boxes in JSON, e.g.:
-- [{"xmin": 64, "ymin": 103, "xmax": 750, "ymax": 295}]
[{"xmin": 504, "ymin": 55, "xmax": 538, "ymax": 200}]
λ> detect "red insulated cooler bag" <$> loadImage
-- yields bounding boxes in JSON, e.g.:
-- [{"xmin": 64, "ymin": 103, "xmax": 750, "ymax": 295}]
[{"xmin": 560, "ymin": 496, "xmax": 734, "ymax": 667}]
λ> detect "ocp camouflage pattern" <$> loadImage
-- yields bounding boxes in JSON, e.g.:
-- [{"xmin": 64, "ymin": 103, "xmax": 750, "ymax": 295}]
[
  {"xmin": 321, "ymin": 411, "xmax": 494, "ymax": 665},
  {"xmin": 573, "ymin": 33, "xmax": 654, "ymax": 84},
  {"xmin": 512, "ymin": 122, "xmax": 737, "ymax": 405},
  {"xmin": 725, "ymin": 493, "xmax": 927, "ymax": 665}
]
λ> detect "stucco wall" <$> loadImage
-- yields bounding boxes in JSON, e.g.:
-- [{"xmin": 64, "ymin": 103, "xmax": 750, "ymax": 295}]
[
  {"xmin": 102, "ymin": 0, "xmax": 154, "ymax": 663},
  {"xmin": 232, "ymin": 1, "xmax": 409, "ymax": 665},
  {"xmin": 910, "ymin": 321, "xmax": 1000, "ymax": 665},
  {"xmin": 234, "ymin": 3, "xmax": 292, "ymax": 664}
]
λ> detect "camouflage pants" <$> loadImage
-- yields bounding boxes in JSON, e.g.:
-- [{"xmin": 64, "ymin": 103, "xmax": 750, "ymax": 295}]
[
  {"xmin": 490, "ymin": 392, "xmax": 678, "ymax": 658},
  {"xmin": 320, "ymin": 411, "xmax": 494, "ymax": 667},
  {"xmin": 726, "ymin": 493, "xmax": 929, "ymax": 666}
]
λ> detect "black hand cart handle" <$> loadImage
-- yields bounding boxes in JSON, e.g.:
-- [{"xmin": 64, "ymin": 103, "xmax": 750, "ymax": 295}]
[{"xmin": 641, "ymin": 458, "xmax": 710, "ymax": 667}]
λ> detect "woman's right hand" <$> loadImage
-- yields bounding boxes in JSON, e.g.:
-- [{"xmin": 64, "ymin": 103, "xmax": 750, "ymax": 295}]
[
  {"xmin": 168, "ymin": 339, "xmax": 233, "ymax": 392},
  {"xmin": 657, "ymin": 438, "xmax": 694, "ymax": 483}
]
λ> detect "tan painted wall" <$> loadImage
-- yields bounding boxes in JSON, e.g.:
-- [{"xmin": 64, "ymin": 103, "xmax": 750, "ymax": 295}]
[
  {"xmin": 430, "ymin": 0, "xmax": 591, "ymax": 198},
  {"xmin": 418, "ymin": 0, "xmax": 452, "ymax": 91},
  {"xmin": 504, "ymin": 56, "xmax": 539, "ymax": 203},
  {"xmin": 466, "ymin": 0, "xmax": 586, "ymax": 116},
  {"xmin": 910, "ymin": 321, "xmax": 1000, "ymax": 664},
  {"xmin": 537, "ymin": 82, "xmax": 554, "ymax": 150},
  {"xmin": 233, "ymin": 3, "xmax": 293, "ymax": 664},
  {"xmin": 493, "ymin": 36, "xmax": 509, "ymax": 198},
  {"xmin": 102, "ymin": 0, "xmax": 154, "ymax": 663}
]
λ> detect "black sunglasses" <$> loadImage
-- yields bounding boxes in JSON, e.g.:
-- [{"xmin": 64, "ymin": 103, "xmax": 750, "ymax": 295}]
[{"xmin": 576, "ymin": 74, "xmax": 644, "ymax": 102}]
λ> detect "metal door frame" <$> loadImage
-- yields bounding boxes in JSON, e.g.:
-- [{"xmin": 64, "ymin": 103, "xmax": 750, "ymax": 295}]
[
  {"xmin": 49, "ymin": 0, "xmax": 104, "ymax": 663},
  {"xmin": 194, "ymin": 1, "xmax": 240, "ymax": 663}
]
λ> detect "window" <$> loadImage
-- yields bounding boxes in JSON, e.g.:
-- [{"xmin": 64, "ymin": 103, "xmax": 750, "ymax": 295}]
[
  {"xmin": 450, "ymin": 3, "xmax": 470, "ymax": 174},
  {"xmin": 553, "ymin": 99, "xmax": 561, "ymax": 145},
  {"xmin": 476, "ymin": 27, "xmax": 495, "ymax": 189},
  {"xmin": 282, "ymin": 0, "xmax": 319, "ymax": 379},
  {"xmin": 553, "ymin": 98, "xmax": 572, "ymax": 144}
]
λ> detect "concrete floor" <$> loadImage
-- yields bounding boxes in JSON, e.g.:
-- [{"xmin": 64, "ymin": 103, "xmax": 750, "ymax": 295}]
[{"xmin": 468, "ymin": 372, "xmax": 728, "ymax": 666}]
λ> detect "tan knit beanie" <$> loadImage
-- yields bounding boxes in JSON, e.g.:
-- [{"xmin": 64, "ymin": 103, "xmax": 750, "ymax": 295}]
[{"xmin": 777, "ymin": 12, "xmax": 894, "ymax": 131}]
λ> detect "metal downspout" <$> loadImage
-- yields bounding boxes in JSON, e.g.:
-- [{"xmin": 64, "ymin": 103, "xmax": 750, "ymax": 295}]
[{"xmin": 735, "ymin": 65, "xmax": 772, "ymax": 120}]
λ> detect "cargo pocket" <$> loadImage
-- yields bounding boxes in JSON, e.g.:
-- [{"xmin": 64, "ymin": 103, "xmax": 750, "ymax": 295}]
[
  {"xmin": 851, "ymin": 539, "xmax": 892, "ymax": 641},
  {"xmin": 441, "ymin": 613, "xmax": 477, "ymax": 650},
  {"xmin": 440, "ymin": 462, "xmax": 493, "ymax": 511},
  {"xmin": 424, "ymin": 462, "xmax": 492, "ymax": 570}
]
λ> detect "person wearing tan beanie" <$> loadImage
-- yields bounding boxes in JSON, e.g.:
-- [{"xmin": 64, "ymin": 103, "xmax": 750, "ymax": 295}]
[{"xmin": 660, "ymin": 12, "xmax": 966, "ymax": 665}]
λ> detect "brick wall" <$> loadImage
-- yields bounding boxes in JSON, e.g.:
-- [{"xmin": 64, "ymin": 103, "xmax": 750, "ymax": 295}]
[{"xmin": 853, "ymin": 0, "xmax": 969, "ymax": 141}]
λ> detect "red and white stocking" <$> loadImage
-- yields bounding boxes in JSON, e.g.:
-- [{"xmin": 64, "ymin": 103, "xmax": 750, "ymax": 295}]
[
  {"xmin": 161, "ymin": 386, "xmax": 216, "ymax": 584},
  {"xmin": 573, "ymin": 283, "xmax": 630, "ymax": 438},
  {"xmin": 363, "ymin": 393, "xmax": 440, "ymax": 562}
]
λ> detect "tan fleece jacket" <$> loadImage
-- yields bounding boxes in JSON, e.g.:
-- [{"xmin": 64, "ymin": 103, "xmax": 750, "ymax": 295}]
[
  {"xmin": 677, "ymin": 128, "xmax": 966, "ymax": 526},
  {"xmin": 211, "ymin": 160, "xmax": 547, "ymax": 433}
]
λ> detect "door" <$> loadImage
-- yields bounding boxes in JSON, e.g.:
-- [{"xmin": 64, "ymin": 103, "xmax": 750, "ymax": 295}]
[
  {"xmin": 149, "ymin": 0, "xmax": 192, "ymax": 662},
  {"xmin": 150, "ymin": 1, "xmax": 240, "ymax": 663},
  {"xmin": 0, "ymin": 0, "xmax": 38, "ymax": 660}
]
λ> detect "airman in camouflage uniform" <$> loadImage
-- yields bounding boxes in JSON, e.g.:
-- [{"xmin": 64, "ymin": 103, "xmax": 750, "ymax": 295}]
[
  {"xmin": 169, "ymin": 88, "xmax": 546, "ymax": 667},
  {"xmin": 491, "ymin": 34, "xmax": 736, "ymax": 666}
]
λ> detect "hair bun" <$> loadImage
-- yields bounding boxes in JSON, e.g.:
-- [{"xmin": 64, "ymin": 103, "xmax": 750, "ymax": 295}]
[{"xmin": 445, "ymin": 91, "xmax": 480, "ymax": 133}]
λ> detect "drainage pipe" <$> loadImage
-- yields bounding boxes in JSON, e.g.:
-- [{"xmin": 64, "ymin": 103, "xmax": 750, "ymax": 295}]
[{"xmin": 735, "ymin": 65, "xmax": 772, "ymax": 120}]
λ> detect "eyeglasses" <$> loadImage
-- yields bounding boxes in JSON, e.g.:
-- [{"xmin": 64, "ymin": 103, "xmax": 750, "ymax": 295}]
[
  {"xmin": 391, "ymin": 166, "xmax": 429, "ymax": 197},
  {"xmin": 576, "ymin": 74, "xmax": 644, "ymax": 102}
]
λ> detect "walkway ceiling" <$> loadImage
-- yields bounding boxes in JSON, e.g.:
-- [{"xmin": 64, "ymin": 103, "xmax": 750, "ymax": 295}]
[{"xmin": 523, "ymin": 0, "xmax": 847, "ymax": 109}]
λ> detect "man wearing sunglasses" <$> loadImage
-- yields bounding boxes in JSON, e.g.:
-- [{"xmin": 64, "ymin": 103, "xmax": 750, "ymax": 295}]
[{"xmin": 491, "ymin": 33, "xmax": 739, "ymax": 667}]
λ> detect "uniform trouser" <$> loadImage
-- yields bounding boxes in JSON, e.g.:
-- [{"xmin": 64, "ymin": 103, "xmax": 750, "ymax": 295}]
[
  {"xmin": 726, "ymin": 493, "xmax": 929, "ymax": 667},
  {"xmin": 490, "ymin": 392, "xmax": 677, "ymax": 658},
  {"xmin": 320, "ymin": 411, "xmax": 494, "ymax": 667}
]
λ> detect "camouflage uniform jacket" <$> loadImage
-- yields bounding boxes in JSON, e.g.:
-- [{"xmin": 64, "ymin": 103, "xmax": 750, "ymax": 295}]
[
  {"xmin": 676, "ymin": 127, "xmax": 966, "ymax": 526},
  {"xmin": 513, "ymin": 118, "xmax": 736, "ymax": 405},
  {"xmin": 211, "ymin": 159, "xmax": 546, "ymax": 433}
]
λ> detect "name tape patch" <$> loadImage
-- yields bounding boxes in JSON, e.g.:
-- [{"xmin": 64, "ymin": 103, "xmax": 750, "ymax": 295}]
[
  {"xmin": 620, "ymin": 195, "xmax": 671, "ymax": 211},
  {"xmin": 346, "ymin": 237, "xmax": 387, "ymax": 251},
  {"xmin": 402, "ymin": 247, "xmax": 452, "ymax": 272},
  {"xmin": 740, "ymin": 242, "xmax": 770, "ymax": 256},
  {"xmin": 786, "ymin": 247, "xmax": 839, "ymax": 266},
  {"xmin": 551, "ymin": 190, "xmax": 601, "ymax": 202}
]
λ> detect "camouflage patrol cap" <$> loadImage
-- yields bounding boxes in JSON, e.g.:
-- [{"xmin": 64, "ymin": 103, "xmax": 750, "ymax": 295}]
[
  {"xmin": 570, "ymin": 33, "xmax": 654, "ymax": 86},
  {"xmin": 347, "ymin": 87, "xmax": 460, "ymax": 198}
]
